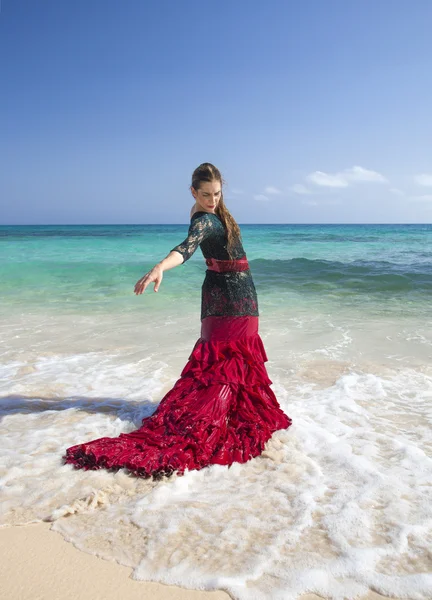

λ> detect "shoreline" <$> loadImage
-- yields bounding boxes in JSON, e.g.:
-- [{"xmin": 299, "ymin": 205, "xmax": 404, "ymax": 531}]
[{"xmin": 0, "ymin": 521, "xmax": 402, "ymax": 600}]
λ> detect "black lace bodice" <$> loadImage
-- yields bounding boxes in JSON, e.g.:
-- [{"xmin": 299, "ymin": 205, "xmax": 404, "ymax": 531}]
[{"xmin": 170, "ymin": 211, "xmax": 259, "ymax": 320}]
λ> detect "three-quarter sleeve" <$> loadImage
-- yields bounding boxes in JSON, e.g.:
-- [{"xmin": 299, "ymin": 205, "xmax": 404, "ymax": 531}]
[{"xmin": 170, "ymin": 214, "xmax": 214, "ymax": 263}]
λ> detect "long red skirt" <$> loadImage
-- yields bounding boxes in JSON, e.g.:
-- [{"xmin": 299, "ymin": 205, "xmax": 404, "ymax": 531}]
[{"xmin": 63, "ymin": 316, "xmax": 292, "ymax": 478}]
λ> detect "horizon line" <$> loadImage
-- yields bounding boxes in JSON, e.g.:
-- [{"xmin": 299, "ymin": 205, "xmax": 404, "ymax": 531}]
[{"xmin": 1, "ymin": 222, "xmax": 431, "ymax": 227}]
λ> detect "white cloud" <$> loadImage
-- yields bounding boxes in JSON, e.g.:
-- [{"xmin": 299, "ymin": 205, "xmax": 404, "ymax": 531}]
[
  {"xmin": 230, "ymin": 188, "xmax": 244, "ymax": 195},
  {"xmin": 302, "ymin": 200, "xmax": 318, "ymax": 206},
  {"xmin": 307, "ymin": 165, "xmax": 387, "ymax": 188},
  {"xmin": 389, "ymin": 188, "xmax": 405, "ymax": 196},
  {"xmin": 414, "ymin": 174, "xmax": 432, "ymax": 187},
  {"xmin": 307, "ymin": 171, "xmax": 349, "ymax": 188},
  {"xmin": 289, "ymin": 183, "xmax": 312, "ymax": 195},
  {"xmin": 254, "ymin": 194, "xmax": 269, "ymax": 202},
  {"xmin": 264, "ymin": 186, "xmax": 282, "ymax": 194},
  {"xmin": 344, "ymin": 166, "xmax": 388, "ymax": 183}
]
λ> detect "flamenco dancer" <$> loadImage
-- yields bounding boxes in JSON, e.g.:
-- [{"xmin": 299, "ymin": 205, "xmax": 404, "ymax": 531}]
[{"xmin": 63, "ymin": 163, "xmax": 292, "ymax": 477}]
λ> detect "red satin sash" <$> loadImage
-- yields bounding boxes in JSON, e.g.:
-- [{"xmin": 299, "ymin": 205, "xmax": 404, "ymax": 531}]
[{"xmin": 205, "ymin": 257, "xmax": 249, "ymax": 272}]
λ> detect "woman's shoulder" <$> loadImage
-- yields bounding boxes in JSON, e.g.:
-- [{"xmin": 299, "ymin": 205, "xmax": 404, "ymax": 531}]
[{"xmin": 190, "ymin": 210, "xmax": 219, "ymax": 223}]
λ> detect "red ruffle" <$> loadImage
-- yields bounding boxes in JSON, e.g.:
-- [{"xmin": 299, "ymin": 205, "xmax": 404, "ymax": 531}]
[{"xmin": 63, "ymin": 330, "xmax": 292, "ymax": 478}]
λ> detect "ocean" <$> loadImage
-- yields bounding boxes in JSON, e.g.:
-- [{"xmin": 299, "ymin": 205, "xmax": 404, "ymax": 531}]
[{"xmin": 1, "ymin": 223, "xmax": 431, "ymax": 599}]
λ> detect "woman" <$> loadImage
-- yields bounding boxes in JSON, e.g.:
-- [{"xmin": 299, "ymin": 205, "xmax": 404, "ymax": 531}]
[{"xmin": 63, "ymin": 163, "xmax": 292, "ymax": 477}]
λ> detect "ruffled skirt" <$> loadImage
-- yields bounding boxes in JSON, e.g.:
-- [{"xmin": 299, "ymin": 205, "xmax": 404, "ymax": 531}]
[{"xmin": 63, "ymin": 316, "xmax": 292, "ymax": 478}]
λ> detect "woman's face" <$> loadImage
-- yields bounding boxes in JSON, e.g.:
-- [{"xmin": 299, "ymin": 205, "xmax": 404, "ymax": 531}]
[{"xmin": 191, "ymin": 181, "xmax": 221, "ymax": 213}]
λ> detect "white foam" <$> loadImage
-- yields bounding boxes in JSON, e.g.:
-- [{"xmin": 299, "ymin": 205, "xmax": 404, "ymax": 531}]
[
  {"xmin": 1, "ymin": 310, "xmax": 432, "ymax": 598},
  {"xmin": 1, "ymin": 367, "xmax": 431, "ymax": 599}
]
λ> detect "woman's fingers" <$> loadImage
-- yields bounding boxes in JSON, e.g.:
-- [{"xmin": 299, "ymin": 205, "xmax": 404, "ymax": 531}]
[
  {"xmin": 134, "ymin": 270, "xmax": 162, "ymax": 295},
  {"xmin": 134, "ymin": 274, "xmax": 150, "ymax": 295},
  {"xmin": 140, "ymin": 277, "xmax": 152, "ymax": 293},
  {"xmin": 154, "ymin": 273, "xmax": 163, "ymax": 292}
]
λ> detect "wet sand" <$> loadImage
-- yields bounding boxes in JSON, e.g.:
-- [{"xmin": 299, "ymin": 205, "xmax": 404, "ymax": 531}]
[{"xmin": 0, "ymin": 522, "xmax": 402, "ymax": 600}]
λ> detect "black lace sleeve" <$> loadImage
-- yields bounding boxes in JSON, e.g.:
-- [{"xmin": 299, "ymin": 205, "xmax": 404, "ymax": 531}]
[{"xmin": 170, "ymin": 213, "xmax": 215, "ymax": 263}]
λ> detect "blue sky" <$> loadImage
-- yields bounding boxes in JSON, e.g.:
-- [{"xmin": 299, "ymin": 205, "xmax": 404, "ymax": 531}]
[{"xmin": 1, "ymin": 0, "xmax": 432, "ymax": 224}]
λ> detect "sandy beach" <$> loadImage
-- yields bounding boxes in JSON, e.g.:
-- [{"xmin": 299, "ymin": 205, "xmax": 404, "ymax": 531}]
[
  {"xmin": 0, "ymin": 522, "xmax": 230, "ymax": 600},
  {"xmin": 1, "ymin": 522, "xmax": 404, "ymax": 600}
]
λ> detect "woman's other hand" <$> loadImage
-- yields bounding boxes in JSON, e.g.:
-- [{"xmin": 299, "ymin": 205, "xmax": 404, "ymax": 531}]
[{"xmin": 134, "ymin": 265, "xmax": 163, "ymax": 295}]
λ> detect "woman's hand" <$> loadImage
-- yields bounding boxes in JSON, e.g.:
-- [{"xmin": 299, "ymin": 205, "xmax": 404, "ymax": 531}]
[{"xmin": 134, "ymin": 265, "xmax": 164, "ymax": 295}]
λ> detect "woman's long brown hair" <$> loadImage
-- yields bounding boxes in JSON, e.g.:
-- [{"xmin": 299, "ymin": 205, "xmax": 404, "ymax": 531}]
[{"xmin": 191, "ymin": 163, "xmax": 241, "ymax": 259}]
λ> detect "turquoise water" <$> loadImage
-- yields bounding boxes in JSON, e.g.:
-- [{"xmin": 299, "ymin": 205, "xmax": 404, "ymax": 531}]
[
  {"xmin": 1, "ymin": 223, "xmax": 431, "ymax": 319},
  {"xmin": 1, "ymin": 223, "xmax": 432, "ymax": 599}
]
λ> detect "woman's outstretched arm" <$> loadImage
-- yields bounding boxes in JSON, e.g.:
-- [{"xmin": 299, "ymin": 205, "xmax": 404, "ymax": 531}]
[
  {"xmin": 134, "ymin": 251, "xmax": 183, "ymax": 295},
  {"xmin": 134, "ymin": 213, "xmax": 213, "ymax": 295}
]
